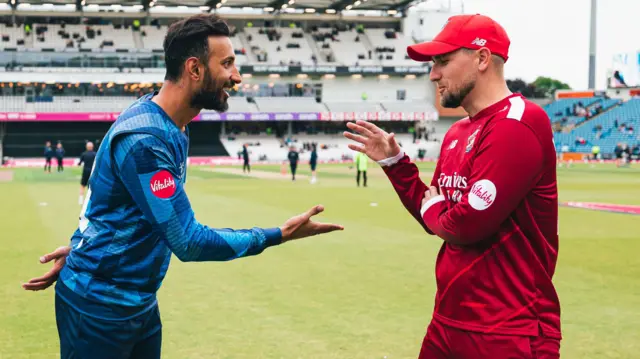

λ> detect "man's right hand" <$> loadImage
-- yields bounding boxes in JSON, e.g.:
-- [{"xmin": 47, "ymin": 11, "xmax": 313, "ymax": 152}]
[
  {"xmin": 343, "ymin": 120, "xmax": 402, "ymax": 162},
  {"xmin": 280, "ymin": 205, "xmax": 344, "ymax": 243},
  {"xmin": 22, "ymin": 246, "xmax": 71, "ymax": 291}
]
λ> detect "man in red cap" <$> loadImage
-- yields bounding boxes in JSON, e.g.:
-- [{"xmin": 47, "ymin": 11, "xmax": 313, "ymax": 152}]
[{"xmin": 344, "ymin": 14, "xmax": 561, "ymax": 359}]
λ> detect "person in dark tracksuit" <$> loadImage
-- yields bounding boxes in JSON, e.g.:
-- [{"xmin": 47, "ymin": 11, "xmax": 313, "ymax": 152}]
[
  {"xmin": 242, "ymin": 144, "xmax": 250, "ymax": 173},
  {"xmin": 55, "ymin": 142, "xmax": 65, "ymax": 172},
  {"xmin": 309, "ymin": 143, "xmax": 317, "ymax": 184},
  {"xmin": 44, "ymin": 141, "xmax": 54, "ymax": 173},
  {"xmin": 288, "ymin": 146, "xmax": 299, "ymax": 181},
  {"xmin": 78, "ymin": 142, "xmax": 97, "ymax": 205}
]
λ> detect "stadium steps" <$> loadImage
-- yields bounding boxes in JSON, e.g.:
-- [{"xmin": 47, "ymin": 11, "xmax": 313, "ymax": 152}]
[
  {"xmin": 304, "ymin": 32, "xmax": 324, "ymax": 65},
  {"xmin": 360, "ymin": 31, "xmax": 380, "ymax": 65},
  {"xmin": 238, "ymin": 32, "xmax": 259, "ymax": 63},
  {"xmin": 133, "ymin": 31, "xmax": 144, "ymax": 50},
  {"xmin": 25, "ymin": 29, "xmax": 34, "ymax": 48},
  {"xmin": 574, "ymin": 102, "xmax": 622, "ymax": 129}
]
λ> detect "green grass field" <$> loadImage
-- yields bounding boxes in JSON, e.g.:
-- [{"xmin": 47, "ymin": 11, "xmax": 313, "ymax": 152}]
[{"xmin": 1, "ymin": 162, "xmax": 639, "ymax": 358}]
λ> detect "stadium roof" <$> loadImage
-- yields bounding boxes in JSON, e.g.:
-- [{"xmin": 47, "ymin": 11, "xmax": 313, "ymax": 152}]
[{"xmin": 11, "ymin": 0, "xmax": 421, "ymax": 13}]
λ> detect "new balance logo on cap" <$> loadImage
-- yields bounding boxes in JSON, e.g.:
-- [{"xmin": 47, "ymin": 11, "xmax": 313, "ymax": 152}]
[{"xmin": 471, "ymin": 37, "xmax": 487, "ymax": 46}]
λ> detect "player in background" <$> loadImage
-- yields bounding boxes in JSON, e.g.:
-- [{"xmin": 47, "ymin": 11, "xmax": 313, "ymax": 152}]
[
  {"xmin": 288, "ymin": 144, "xmax": 299, "ymax": 181},
  {"xmin": 77, "ymin": 141, "xmax": 96, "ymax": 205},
  {"xmin": 355, "ymin": 151, "xmax": 368, "ymax": 187},
  {"xmin": 344, "ymin": 14, "xmax": 561, "ymax": 359},
  {"xmin": 242, "ymin": 143, "xmax": 251, "ymax": 173},
  {"xmin": 55, "ymin": 142, "xmax": 65, "ymax": 172},
  {"xmin": 44, "ymin": 141, "xmax": 53, "ymax": 173},
  {"xmin": 22, "ymin": 14, "xmax": 343, "ymax": 359},
  {"xmin": 309, "ymin": 143, "xmax": 318, "ymax": 184}
]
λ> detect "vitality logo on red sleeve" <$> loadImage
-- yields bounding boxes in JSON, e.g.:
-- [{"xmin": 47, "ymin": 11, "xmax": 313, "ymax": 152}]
[
  {"xmin": 469, "ymin": 179, "xmax": 496, "ymax": 210},
  {"xmin": 150, "ymin": 170, "xmax": 176, "ymax": 198}
]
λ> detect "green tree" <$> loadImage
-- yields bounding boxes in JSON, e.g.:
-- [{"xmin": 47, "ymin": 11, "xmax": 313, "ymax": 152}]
[
  {"xmin": 506, "ymin": 78, "xmax": 546, "ymax": 98},
  {"xmin": 532, "ymin": 76, "xmax": 571, "ymax": 97}
]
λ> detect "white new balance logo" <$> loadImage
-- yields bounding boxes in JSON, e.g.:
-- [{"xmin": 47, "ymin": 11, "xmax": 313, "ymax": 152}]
[{"xmin": 471, "ymin": 38, "xmax": 487, "ymax": 46}]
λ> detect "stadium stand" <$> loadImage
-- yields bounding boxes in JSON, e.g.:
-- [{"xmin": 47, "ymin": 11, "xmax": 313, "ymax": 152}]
[
  {"xmin": 226, "ymin": 97, "xmax": 260, "ymax": 112},
  {"xmin": 544, "ymin": 97, "xmax": 602, "ymax": 122},
  {"xmin": 221, "ymin": 135, "xmax": 288, "ymax": 162},
  {"xmin": 321, "ymin": 78, "xmax": 430, "ymax": 103},
  {"xmin": 219, "ymin": 130, "xmax": 444, "ymax": 163},
  {"xmin": 0, "ymin": 96, "xmax": 136, "ymax": 112},
  {"xmin": 0, "ymin": 16, "xmax": 448, "ymax": 163},
  {"xmin": 245, "ymin": 27, "xmax": 315, "ymax": 66},
  {"xmin": 312, "ymin": 27, "xmax": 377, "ymax": 66},
  {"xmin": 544, "ymin": 96, "xmax": 623, "ymax": 130},
  {"xmin": 1, "ymin": 22, "xmax": 420, "ymax": 69},
  {"xmin": 229, "ymin": 33, "xmax": 249, "ymax": 66},
  {"xmin": 32, "ymin": 24, "xmax": 136, "ymax": 51},
  {"xmin": 553, "ymin": 98, "xmax": 640, "ymax": 154},
  {"xmin": 0, "ymin": 24, "xmax": 29, "ymax": 50},
  {"xmin": 365, "ymin": 28, "xmax": 416, "ymax": 66},
  {"xmin": 0, "ymin": 81, "xmax": 435, "ymax": 118},
  {"xmin": 140, "ymin": 25, "xmax": 166, "ymax": 51},
  {"xmin": 0, "ymin": 97, "xmax": 28, "ymax": 112}
]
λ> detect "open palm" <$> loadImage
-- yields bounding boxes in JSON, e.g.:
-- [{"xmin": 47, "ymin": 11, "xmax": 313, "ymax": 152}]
[
  {"xmin": 343, "ymin": 120, "xmax": 402, "ymax": 162},
  {"xmin": 280, "ymin": 205, "xmax": 344, "ymax": 242}
]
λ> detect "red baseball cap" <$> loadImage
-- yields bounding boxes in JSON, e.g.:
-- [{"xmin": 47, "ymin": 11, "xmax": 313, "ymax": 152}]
[{"xmin": 407, "ymin": 14, "xmax": 510, "ymax": 63}]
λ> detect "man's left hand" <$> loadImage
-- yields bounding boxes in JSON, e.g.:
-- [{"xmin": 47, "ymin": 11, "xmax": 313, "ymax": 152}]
[
  {"xmin": 22, "ymin": 246, "xmax": 71, "ymax": 291},
  {"xmin": 280, "ymin": 205, "xmax": 344, "ymax": 243}
]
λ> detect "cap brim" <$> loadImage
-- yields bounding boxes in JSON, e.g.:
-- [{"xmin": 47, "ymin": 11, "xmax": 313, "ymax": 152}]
[{"xmin": 407, "ymin": 41, "xmax": 461, "ymax": 62}]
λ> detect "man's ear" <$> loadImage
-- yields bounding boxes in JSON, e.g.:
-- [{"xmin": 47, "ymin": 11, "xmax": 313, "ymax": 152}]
[
  {"xmin": 477, "ymin": 48, "xmax": 491, "ymax": 72},
  {"xmin": 185, "ymin": 57, "xmax": 201, "ymax": 81}
]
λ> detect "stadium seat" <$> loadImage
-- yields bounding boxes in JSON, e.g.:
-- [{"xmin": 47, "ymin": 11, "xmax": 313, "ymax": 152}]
[
  {"xmin": 365, "ymin": 28, "xmax": 417, "ymax": 66},
  {"xmin": 553, "ymin": 98, "xmax": 640, "ymax": 153},
  {"xmin": 312, "ymin": 27, "xmax": 377, "ymax": 66},
  {"xmin": 31, "ymin": 24, "xmax": 136, "ymax": 51},
  {"xmin": 244, "ymin": 27, "xmax": 315, "ymax": 66},
  {"xmin": 140, "ymin": 25, "xmax": 166, "ymax": 51},
  {"xmin": 0, "ymin": 24, "xmax": 29, "ymax": 51}
]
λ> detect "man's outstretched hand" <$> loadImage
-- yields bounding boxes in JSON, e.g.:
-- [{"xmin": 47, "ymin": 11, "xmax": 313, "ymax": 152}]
[
  {"xmin": 22, "ymin": 246, "xmax": 71, "ymax": 291},
  {"xmin": 21, "ymin": 208, "xmax": 342, "ymax": 289},
  {"xmin": 343, "ymin": 120, "xmax": 402, "ymax": 162},
  {"xmin": 280, "ymin": 205, "xmax": 344, "ymax": 242}
]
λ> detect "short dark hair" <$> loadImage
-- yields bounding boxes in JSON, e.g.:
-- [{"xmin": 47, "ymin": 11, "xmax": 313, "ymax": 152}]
[{"xmin": 163, "ymin": 14, "xmax": 230, "ymax": 82}]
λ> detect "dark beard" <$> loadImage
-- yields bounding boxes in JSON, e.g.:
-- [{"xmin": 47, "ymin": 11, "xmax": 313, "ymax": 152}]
[
  {"xmin": 442, "ymin": 79, "xmax": 475, "ymax": 108},
  {"xmin": 191, "ymin": 72, "xmax": 229, "ymax": 112}
]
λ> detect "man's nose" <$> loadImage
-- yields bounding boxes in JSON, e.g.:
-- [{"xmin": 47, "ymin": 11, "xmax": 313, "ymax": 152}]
[
  {"xmin": 231, "ymin": 66, "xmax": 242, "ymax": 84},
  {"xmin": 429, "ymin": 67, "xmax": 441, "ymax": 82}
]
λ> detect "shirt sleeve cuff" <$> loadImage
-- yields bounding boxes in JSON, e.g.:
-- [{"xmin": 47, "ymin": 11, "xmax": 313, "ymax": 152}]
[
  {"xmin": 377, "ymin": 151, "xmax": 405, "ymax": 167},
  {"xmin": 262, "ymin": 227, "xmax": 283, "ymax": 247},
  {"xmin": 420, "ymin": 195, "xmax": 446, "ymax": 217}
]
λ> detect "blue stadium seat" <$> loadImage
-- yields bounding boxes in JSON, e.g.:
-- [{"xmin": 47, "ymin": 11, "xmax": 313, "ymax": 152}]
[{"xmin": 551, "ymin": 98, "xmax": 640, "ymax": 154}]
